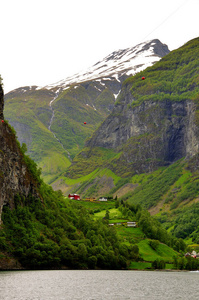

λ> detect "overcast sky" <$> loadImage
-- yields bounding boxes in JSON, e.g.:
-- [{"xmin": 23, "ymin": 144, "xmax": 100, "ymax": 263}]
[{"xmin": 1, "ymin": 0, "xmax": 198, "ymax": 93}]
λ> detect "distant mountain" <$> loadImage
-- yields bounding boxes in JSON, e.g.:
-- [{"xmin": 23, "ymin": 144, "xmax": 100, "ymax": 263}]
[{"xmin": 4, "ymin": 39, "xmax": 169, "ymax": 184}]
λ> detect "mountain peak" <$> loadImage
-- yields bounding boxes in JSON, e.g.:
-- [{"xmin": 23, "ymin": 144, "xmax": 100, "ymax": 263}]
[{"xmin": 42, "ymin": 39, "xmax": 170, "ymax": 91}]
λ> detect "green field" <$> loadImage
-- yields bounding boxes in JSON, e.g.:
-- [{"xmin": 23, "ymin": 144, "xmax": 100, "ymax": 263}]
[
  {"xmin": 137, "ymin": 240, "xmax": 177, "ymax": 262},
  {"xmin": 67, "ymin": 199, "xmax": 115, "ymax": 213},
  {"xmin": 116, "ymin": 227, "xmax": 145, "ymax": 244},
  {"xmin": 94, "ymin": 207, "xmax": 123, "ymax": 220},
  {"xmin": 129, "ymin": 261, "xmax": 174, "ymax": 270}
]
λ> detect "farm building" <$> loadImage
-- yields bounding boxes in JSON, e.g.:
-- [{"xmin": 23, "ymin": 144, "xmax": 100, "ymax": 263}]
[
  {"xmin": 127, "ymin": 222, "xmax": 137, "ymax": 227},
  {"xmin": 99, "ymin": 197, "xmax": 108, "ymax": 201},
  {"xmin": 68, "ymin": 194, "xmax": 80, "ymax": 200},
  {"xmin": 85, "ymin": 197, "xmax": 97, "ymax": 202}
]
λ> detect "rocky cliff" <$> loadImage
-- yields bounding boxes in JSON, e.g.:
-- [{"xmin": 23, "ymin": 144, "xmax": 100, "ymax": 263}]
[
  {"xmin": 0, "ymin": 84, "xmax": 40, "ymax": 223},
  {"xmin": 87, "ymin": 97, "xmax": 198, "ymax": 176}
]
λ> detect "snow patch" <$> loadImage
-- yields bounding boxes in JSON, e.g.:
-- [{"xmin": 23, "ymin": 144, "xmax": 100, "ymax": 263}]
[
  {"xmin": 114, "ymin": 92, "xmax": 120, "ymax": 99},
  {"xmin": 94, "ymin": 86, "xmax": 102, "ymax": 92}
]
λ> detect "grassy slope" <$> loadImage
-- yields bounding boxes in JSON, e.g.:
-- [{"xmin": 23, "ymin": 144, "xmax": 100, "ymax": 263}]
[
  {"xmin": 126, "ymin": 37, "xmax": 199, "ymax": 108},
  {"xmin": 4, "ymin": 89, "xmax": 71, "ymax": 184}
]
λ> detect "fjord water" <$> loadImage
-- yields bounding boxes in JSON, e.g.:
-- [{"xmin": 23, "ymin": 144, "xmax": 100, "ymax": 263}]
[{"xmin": 0, "ymin": 270, "xmax": 198, "ymax": 300}]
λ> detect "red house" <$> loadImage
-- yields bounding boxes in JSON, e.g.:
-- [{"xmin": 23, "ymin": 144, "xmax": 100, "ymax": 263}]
[{"xmin": 68, "ymin": 194, "xmax": 80, "ymax": 200}]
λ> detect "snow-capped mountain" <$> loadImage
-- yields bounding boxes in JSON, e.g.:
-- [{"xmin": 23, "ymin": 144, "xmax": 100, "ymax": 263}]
[{"xmin": 43, "ymin": 39, "xmax": 170, "ymax": 90}]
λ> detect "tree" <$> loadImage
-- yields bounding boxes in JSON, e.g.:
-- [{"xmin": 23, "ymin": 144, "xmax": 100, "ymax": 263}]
[
  {"xmin": 152, "ymin": 259, "xmax": 165, "ymax": 269},
  {"xmin": 78, "ymin": 243, "xmax": 88, "ymax": 262},
  {"xmin": 149, "ymin": 240, "xmax": 159, "ymax": 251},
  {"xmin": 21, "ymin": 143, "xmax": 27, "ymax": 154},
  {"xmin": 105, "ymin": 210, "xmax": 110, "ymax": 220}
]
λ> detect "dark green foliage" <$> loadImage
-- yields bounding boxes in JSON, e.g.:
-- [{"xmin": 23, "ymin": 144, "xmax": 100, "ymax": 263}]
[
  {"xmin": 0, "ymin": 180, "xmax": 129, "ymax": 269},
  {"xmin": 173, "ymin": 256, "xmax": 199, "ymax": 270},
  {"xmin": 137, "ymin": 209, "xmax": 186, "ymax": 252},
  {"xmin": 115, "ymin": 197, "xmax": 185, "ymax": 256},
  {"xmin": 152, "ymin": 259, "xmax": 166, "ymax": 269},
  {"xmin": 126, "ymin": 161, "xmax": 183, "ymax": 209},
  {"xmin": 149, "ymin": 240, "xmax": 160, "ymax": 251},
  {"xmin": 170, "ymin": 203, "xmax": 199, "ymax": 240},
  {"xmin": 105, "ymin": 210, "xmax": 110, "ymax": 220}
]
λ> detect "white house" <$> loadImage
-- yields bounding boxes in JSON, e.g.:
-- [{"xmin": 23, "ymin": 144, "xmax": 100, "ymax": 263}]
[
  {"xmin": 99, "ymin": 197, "xmax": 108, "ymax": 201},
  {"xmin": 127, "ymin": 222, "xmax": 137, "ymax": 227}
]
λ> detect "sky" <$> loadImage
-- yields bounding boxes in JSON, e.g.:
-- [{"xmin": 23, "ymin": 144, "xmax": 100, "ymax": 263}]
[{"xmin": 1, "ymin": 0, "xmax": 199, "ymax": 94}]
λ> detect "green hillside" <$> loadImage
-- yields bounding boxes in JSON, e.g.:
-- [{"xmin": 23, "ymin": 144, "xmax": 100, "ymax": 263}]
[
  {"xmin": 4, "ymin": 81, "xmax": 117, "ymax": 184},
  {"xmin": 4, "ymin": 88, "xmax": 71, "ymax": 184}
]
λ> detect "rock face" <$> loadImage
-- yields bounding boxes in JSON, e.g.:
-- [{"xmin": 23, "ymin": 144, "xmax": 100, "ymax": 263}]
[
  {"xmin": 0, "ymin": 85, "xmax": 39, "ymax": 223},
  {"xmin": 86, "ymin": 88, "xmax": 199, "ymax": 175}
]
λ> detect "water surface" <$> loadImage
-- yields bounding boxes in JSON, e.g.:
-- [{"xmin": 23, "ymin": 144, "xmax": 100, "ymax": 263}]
[{"xmin": 0, "ymin": 270, "xmax": 199, "ymax": 299}]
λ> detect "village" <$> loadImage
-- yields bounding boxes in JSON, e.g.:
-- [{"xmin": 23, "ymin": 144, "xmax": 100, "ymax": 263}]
[
  {"xmin": 68, "ymin": 193, "xmax": 137, "ymax": 228},
  {"xmin": 68, "ymin": 193, "xmax": 108, "ymax": 202}
]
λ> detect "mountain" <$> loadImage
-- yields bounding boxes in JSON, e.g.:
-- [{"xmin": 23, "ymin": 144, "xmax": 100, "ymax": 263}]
[
  {"xmin": 4, "ymin": 39, "xmax": 169, "ymax": 184},
  {"xmin": 67, "ymin": 37, "xmax": 199, "ymax": 179}
]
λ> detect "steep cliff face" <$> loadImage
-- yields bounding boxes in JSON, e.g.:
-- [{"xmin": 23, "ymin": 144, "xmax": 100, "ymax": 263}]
[
  {"xmin": 86, "ymin": 89, "xmax": 199, "ymax": 175},
  {"xmin": 0, "ymin": 85, "xmax": 40, "ymax": 223}
]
